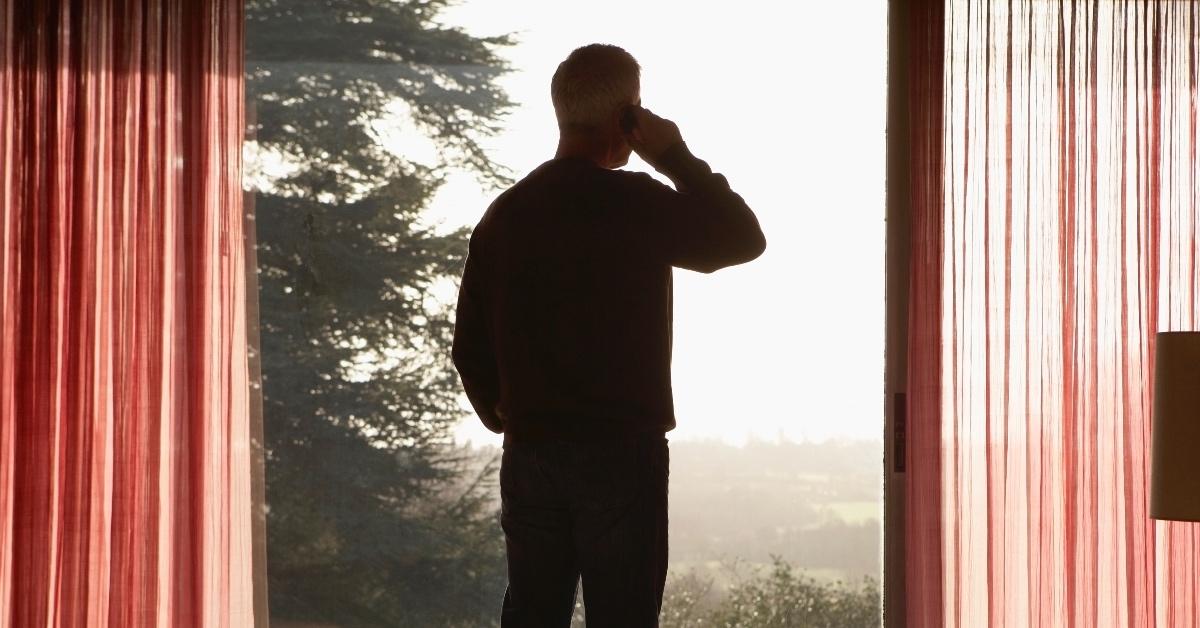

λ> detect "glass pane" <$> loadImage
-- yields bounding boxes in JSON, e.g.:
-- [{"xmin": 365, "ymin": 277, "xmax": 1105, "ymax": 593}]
[{"xmin": 247, "ymin": 2, "xmax": 885, "ymax": 626}]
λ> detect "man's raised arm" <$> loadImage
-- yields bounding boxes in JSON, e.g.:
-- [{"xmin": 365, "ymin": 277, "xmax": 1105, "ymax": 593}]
[{"xmin": 625, "ymin": 108, "xmax": 767, "ymax": 273}]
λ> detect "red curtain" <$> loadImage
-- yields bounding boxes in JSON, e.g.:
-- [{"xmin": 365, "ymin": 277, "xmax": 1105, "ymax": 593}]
[
  {"xmin": 0, "ymin": 1, "xmax": 253, "ymax": 625},
  {"xmin": 907, "ymin": 0, "xmax": 1200, "ymax": 626}
]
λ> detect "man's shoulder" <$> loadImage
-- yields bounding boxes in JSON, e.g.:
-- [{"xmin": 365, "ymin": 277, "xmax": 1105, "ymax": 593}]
[
  {"xmin": 475, "ymin": 174, "xmax": 530, "ymax": 225},
  {"xmin": 610, "ymin": 168, "xmax": 673, "ymax": 196},
  {"xmin": 475, "ymin": 163, "xmax": 665, "ymax": 230}
]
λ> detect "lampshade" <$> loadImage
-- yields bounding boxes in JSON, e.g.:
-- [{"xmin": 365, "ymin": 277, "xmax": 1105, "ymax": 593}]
[{"xmin": 1149, "ymin": 331, "xmax": 1200, "ymax": 521}]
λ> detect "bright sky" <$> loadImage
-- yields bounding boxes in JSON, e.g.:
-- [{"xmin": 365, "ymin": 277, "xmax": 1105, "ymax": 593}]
[{"xmin": 425, "ymin": 0, "xmax": 888, "ymax": 446}]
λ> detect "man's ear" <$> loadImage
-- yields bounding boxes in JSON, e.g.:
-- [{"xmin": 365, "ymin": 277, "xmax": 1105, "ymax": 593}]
[{"xmin": 618, "ymin": 104, "xmax": 639, "ymax": 136}]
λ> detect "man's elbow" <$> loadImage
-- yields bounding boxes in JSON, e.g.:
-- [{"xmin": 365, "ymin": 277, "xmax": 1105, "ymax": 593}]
[
  {"xmin": 730, "ymin": 208, "xmax": 767, "ymax": 263},
  {"xmin": 745, "ymin": 228, "xmax": 767, "ymax": 261},
  {"xmin": 698, "ymin": 231, "xmax": 766, "ymax": 274}
]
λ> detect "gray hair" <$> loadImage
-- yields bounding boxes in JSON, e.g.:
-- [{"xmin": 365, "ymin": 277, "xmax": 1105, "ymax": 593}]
[{"xmin": 551, "ymin": 44, "xmax": 640, "ymax": 131}]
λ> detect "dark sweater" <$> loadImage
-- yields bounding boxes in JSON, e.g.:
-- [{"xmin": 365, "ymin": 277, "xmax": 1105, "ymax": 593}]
[{"xmin": 452, "ymin": 142, "xmax": 766, "ymax": 442}]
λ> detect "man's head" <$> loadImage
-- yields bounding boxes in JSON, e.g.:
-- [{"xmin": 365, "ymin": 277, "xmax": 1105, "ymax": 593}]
[{"xmin": 551, "ymin": 44, "xmax": 640, "ymax": 167}]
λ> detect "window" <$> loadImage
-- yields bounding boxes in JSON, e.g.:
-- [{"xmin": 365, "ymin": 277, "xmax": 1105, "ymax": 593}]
[{"xmin": 246, "ymin": 2, "xmax": 886, "ymax": 625}]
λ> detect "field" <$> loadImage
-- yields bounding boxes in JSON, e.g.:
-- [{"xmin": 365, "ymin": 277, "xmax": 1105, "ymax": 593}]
[{"xmin": 666, "ymin": 438, "xmax": 883, "ymax": 582}]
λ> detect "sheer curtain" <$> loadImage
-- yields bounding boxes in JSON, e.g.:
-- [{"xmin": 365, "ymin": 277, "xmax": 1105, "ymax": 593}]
[
  {"xmin": 907, "ymin": 1, "xmax": 1200, "ymax": 626},
  {"xmin": 0, "ymin": 1, "xmax": 254, "ymax": 625}
]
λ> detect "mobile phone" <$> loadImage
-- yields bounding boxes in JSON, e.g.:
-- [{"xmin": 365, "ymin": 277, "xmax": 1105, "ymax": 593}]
[{"xmin": 619, "ymin": 104, "xmax": 639, "ymax": 134}]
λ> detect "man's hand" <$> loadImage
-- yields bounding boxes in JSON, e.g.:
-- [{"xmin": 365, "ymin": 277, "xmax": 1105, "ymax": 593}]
[{"xmin": 625, "ymin": 106, "xmax": 683, "ymax": 168}]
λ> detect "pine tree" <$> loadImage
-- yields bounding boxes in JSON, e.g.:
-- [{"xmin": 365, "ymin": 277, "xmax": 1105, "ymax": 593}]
[{"xmin": 245, "ymin": 1, "xmax": 513, "ymax": 624}]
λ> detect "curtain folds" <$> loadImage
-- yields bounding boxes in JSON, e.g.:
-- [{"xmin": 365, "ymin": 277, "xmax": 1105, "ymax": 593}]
[
  {"xmin": 907, "ymin": 0, "xmax": 1200, "ymax": 626},
  {"xmin": 0, "ymin": 1, "xmax": 253, "ymax": 626}
]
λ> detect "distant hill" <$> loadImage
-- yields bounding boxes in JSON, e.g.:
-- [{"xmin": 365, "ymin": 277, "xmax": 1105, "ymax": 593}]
[
  {"xmin": 667, "ymin": 438, "xmax": 882, "ymax": 583},
  {"xmin": 463, "ymin": 437, "xmax": 883, "ymax": 583}
]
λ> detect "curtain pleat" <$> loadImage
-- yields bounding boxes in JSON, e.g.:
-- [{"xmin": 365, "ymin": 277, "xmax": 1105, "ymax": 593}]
[
  {"xmin": 0, "ymin": 1, "xmax": 252, "ymax": 626},
  {"xmin": 908, "ymin": 1, "xmax": 1200, "ymax": 626}
]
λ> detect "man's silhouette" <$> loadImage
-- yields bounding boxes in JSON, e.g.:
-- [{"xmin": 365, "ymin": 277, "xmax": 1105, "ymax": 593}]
[{"xmin": 452, "ymin": 44, "xmax": 765, "ymax": 627}]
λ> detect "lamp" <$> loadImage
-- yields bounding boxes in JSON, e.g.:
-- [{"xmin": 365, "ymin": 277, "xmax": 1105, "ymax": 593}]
[{"xmin": 1150, "ymin": 331, "xmax": 1200, "ymax": 522}]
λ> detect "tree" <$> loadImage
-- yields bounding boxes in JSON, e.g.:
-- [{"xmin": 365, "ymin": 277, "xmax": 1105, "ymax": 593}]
[{"xmin": 245, "ymin": 1, "xmax": 513, "ymax": 625}]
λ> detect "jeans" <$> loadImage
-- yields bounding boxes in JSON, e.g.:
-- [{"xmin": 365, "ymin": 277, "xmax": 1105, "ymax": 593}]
[{"xmin": 499, "ymin": 433, "xmax": 669, "ymax": 628}]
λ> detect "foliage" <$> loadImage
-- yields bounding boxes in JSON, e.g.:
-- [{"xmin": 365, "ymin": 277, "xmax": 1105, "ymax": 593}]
[
  {"xmin": 568, "ymin": 558, "xmax": 880, "ymax": 628},
  {"xmin": 658, "ymin": 570, "xmax": 721, "ymax": 627},
  {"xmin": 245, "ymin": 1, "xmax": 514, "ymax": 625},
  {"xmin": 705, "ymin": 558, "xmax": 880, "ymax": 628}
]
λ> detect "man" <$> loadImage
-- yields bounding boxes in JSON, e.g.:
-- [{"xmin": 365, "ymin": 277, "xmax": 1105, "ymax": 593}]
[{"xmin": 452, "ymin": 44, "xmax": 765, "ymax": 627}]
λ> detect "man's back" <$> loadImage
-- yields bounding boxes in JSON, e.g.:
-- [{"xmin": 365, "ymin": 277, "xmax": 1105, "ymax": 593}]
[{"xmin": 453, "ymin": 143, "xmax": 766, "ymax": 442}]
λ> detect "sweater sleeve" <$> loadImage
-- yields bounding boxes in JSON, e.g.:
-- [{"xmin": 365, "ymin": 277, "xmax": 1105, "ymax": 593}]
[
  {"xmin": 451, "ymin": 237, "xmax": 504, "ymax": 434},
  {"xmin": 629, "ymin": 142, "xmax": 767, "ymax": 273}
]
